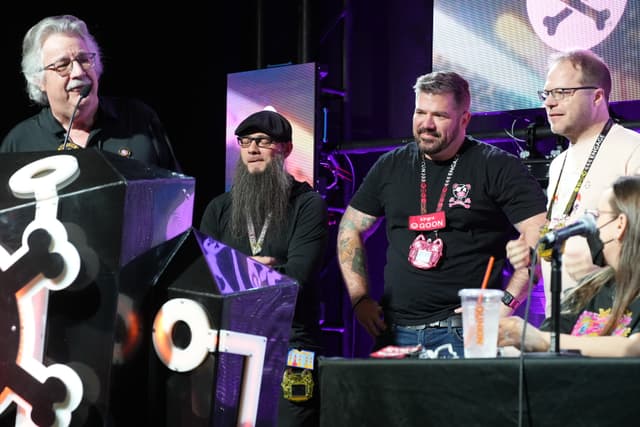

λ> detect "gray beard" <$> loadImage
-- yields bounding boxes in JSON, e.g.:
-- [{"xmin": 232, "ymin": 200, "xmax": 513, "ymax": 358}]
[{"xmin": 229, "ymin": 156, "xmax": 292, "ymax": 239}]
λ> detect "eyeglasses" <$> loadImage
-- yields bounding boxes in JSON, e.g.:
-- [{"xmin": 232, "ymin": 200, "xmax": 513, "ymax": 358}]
[
  {"xmin": 537, "ymin": 86, "xmax": 598, "ymax": 102},
  {"xmin": 43, "ymin": 52, "xmax": 97, "ymax": 77},
  {"xmin": 585, "ymin": 209, "xmax": 617, "ymax": 219},
  {"xmin": 585, "ymin": 209, "xmax": 618, "ymax": 229},
  {"xmin": 237, "ymin": 136, "xmax": 276, "ymax": 148}
]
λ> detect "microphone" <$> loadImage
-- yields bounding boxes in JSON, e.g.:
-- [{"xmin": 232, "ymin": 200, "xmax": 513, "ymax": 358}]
[
  {"xmin": 61, "ymin": 84, "xmax": 92, "ymax": 150},
  {"xmin": 539, "ymin": 213, "xmax": 598, "ymax": 250}
]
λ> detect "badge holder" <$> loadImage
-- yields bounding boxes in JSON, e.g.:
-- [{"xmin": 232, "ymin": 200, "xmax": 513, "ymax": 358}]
[
  {"xmin": 281, "ymin": 369, "xmax": 314, "ymax": 402},
  {"xmin": 281, "ymin": 349, "xmax": 315, "ymax": 402},
  {"xmin": 408, "ymin": 234, "xmax": 443, "ymax": 270}
]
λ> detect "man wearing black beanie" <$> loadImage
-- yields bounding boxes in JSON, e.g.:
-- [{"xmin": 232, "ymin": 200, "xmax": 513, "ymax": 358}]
[{"xmin": 200, "ymin": 109, "xmax": 328, "ymax": 427}]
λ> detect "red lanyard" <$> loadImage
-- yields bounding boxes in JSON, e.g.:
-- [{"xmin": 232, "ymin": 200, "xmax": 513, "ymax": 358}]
[{"xmin": 420, "ymin": 155, "xmax": 459, "ymax": 214}]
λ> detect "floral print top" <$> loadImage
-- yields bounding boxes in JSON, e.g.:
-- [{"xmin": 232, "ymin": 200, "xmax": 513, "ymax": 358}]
[{"xmin": 539, "ymin": 281, "xmax": 640, "ymax": 336}]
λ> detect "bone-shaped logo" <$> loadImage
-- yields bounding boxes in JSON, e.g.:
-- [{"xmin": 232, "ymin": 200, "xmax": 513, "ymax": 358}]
[
  {"xmin": 544, "ymin": 0, "xmax": 611, "ymax": 35},
  {"xmin": 528, "ymin": 0, "xmax": 626, "ymax": 51},
  {"xmin": 1, "ymin": 155, "xmax": 82, "ymax": 426}
]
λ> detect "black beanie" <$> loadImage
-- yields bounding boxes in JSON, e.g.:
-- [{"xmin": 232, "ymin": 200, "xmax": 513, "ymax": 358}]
[{"xmin": 234, "ymin": 110, "xmax": 292, "ymax": 142}]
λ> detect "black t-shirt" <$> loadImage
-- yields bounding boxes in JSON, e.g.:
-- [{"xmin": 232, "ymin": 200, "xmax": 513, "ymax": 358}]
[
  {"xmin": 0, "ymin": 96, "xmax": 181, "ymax": 172},
  {"xmin": 540, "ymin": 282, "xmax": 640, "ymax": 335},
  {"xmin": 348, "ymin": 138, "xmax": 547, "ymax": 325},
  {"xmin": 200, "ymin": 180, "xmax": 329, "ymax": 351}
]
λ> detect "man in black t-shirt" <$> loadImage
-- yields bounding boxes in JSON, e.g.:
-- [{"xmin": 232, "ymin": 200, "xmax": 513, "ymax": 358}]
[{"xmin": 337, "ymin": 71, "xmax": 547, "ymax": 356}]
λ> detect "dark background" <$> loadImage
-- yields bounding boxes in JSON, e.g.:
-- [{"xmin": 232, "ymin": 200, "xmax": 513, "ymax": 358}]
[
  {"xmin": 0, "ymin": 1, "xmax": 435, "ymax": 225},
  {"xmin": 0, "ymin": 2, "xmax": 439, "ymax": 357},
  {"xmin": 0, "ymin": 1, "xmax": 563, "ymax": 357},
  {"xmin": 2, "ymin": 3, "xmax": 234, "ymax": 224}
]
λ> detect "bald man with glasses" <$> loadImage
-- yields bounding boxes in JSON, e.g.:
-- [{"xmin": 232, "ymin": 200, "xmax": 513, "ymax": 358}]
[{"xmin": 507, "ymin": 49, "xmax": 640, "ymax": 317}]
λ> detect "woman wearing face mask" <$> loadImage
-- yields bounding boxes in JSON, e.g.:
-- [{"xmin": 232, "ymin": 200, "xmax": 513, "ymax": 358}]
[{"xmin": 499, "ymin": 174, "xmax": 640, "ymax": 356}]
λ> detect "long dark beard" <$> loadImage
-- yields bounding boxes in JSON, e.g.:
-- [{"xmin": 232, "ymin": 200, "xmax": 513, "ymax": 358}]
[{"xmin": 230, "ymin": 156, "xmax": 292, "ymax": 239}]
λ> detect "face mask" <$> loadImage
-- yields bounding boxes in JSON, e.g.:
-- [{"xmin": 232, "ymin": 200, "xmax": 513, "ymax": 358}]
[{"xmin": 586, "ymin": 229, "xmax": 606, "ymax": 267}]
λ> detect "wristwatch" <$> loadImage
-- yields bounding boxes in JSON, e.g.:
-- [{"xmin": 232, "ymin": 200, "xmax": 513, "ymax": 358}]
[{"xmin": 501, "ymin": 290, "xmax": 520, "ymax": 309}]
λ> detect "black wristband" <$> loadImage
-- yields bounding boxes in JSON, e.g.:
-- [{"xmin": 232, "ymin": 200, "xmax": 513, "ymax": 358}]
[
  {"xmin": 501, "ymin": 290, "xmax": 520, "ymax": 309},
  {"xmin": 352, "ymin": 295, "xmax": 371, "ymax": 311}
]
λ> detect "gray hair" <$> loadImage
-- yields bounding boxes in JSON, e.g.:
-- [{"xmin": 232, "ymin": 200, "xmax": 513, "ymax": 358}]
[
  {"xmin": 22, "ymin": 15, "xmax": 103, "ymax": 105},
  {"xmin": 413, "ymin": 71, "xmax": 471, "ymax": 111}
]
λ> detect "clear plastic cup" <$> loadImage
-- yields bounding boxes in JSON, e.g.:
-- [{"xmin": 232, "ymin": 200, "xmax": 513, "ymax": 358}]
[{"xmin": 458, "ymin": 289, "xmax": 504, "ymax": 358}]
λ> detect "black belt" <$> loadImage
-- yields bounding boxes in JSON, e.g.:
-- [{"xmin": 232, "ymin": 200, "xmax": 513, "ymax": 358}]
[{"xmin": 399, "ymin": 315, "xmax": 462, "ymax": 329}]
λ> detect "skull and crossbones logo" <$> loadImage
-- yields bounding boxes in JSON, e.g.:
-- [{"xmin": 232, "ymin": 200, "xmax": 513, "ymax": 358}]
[{"xmin": 0, "ymin": 155, "xmax": 83, "ymax": 426}]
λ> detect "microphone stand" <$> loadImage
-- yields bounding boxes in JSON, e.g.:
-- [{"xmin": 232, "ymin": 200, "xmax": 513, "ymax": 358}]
[
  {"xmin": 62, "ymin": 85, "xmax": 91, "ymax": 150},
  {"xmin": 549, "ymin": 244, "xmax": 562, "ymax": 353},
  {"xmin": 525, "ymin": 242, "xmax": 581, "ymax": 358}
]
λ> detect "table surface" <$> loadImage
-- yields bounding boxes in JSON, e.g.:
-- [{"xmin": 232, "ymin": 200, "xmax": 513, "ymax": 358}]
[{"xmin": 318, "ymin": 356, "xmax": 640, "ymax": 427}]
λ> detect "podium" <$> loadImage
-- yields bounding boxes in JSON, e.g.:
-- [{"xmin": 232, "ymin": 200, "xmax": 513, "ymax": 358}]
[
  {"xmin": 0, "ymin": 150, "xmax": 297, "ymax": 426},
  {"xmin": 147, "ymin": 229, "xmax": 298, "ymax": 427},
  {"xmin": 0, "ymin": 150, "xmax": 194, "ymax": 426}
]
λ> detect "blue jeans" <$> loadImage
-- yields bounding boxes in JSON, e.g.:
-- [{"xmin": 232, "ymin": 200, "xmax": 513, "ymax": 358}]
[{"xmin": 378, "ymin": 324, "xmax": 465, "ymax": 359}]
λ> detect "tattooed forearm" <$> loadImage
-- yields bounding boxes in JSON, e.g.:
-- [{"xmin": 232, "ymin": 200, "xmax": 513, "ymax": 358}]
[
  {"xmin": 359, "ymin": 215, "xmax": 377, "ymax": 230},
  {"xmin": 338, "ymin": 216, "xmax": 357, "ymax": 232},
  {"xmin": 352, "ymin": 247, "xmax": 366, "ymax": 276},
  {"xmin": 336, "ymin": 206, "xmax": 378, "ymax": 299}
]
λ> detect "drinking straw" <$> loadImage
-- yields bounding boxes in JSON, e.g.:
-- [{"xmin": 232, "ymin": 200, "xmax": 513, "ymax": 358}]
[
  {"xmin": 474, "ymin": 256, "xmax": 495, "ymax": 345},
  {"xmin": 480, "ymin": 256, "xmax": 495, "ymax": 290}
]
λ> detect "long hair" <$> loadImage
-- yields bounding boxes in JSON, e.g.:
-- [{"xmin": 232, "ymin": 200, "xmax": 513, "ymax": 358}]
[
  {"xmin": 562, "ymin": 175, "xmax": 640, "ymax": 335},
  {"xmin": 21, "ymin": 15, "xmax": 103, "ymax": 106}
]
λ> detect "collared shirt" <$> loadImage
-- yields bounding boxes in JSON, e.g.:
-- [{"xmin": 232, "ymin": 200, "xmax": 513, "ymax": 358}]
[{"xmin": 0, "ymin": 96, "xmax": 181, "ymax": 172}]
